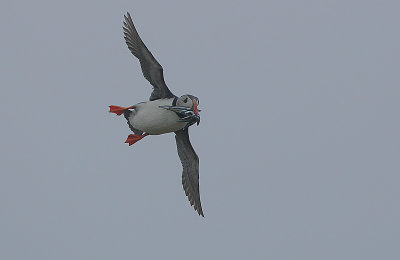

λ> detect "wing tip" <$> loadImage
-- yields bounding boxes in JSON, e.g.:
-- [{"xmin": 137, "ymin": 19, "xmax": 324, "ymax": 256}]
[
  {"xmin": 186, "ymin": 189, "xmax": 204, "ymax": 217},
  {"xmin": 197, "ymin": 207, "xmax": 205, "ymax": 217}
]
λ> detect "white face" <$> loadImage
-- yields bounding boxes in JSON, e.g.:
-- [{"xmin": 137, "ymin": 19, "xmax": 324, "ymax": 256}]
[{"xmin": 176, "ymin": 95, "xmax": 195, "ymax": 108}]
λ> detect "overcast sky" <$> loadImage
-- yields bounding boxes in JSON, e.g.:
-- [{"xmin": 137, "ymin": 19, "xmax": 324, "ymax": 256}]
[{"xmin": 1, "ymin": 0, "xmax": 399, "ymax": 259}]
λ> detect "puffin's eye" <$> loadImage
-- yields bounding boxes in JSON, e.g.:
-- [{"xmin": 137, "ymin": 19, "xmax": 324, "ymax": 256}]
[{"xmin": 183, "ymin": 97, "xmax": 188, "ymax": 103}]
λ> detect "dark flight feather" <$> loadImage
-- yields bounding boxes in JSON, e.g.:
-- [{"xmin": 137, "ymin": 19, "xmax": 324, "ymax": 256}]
[
  {"xmin": 123, "ymin": 12, "xmax": 175, "ymax": 100},
  {"xmin": 175, "ymin": 128, "xmax": 204, "ymax": 217}
]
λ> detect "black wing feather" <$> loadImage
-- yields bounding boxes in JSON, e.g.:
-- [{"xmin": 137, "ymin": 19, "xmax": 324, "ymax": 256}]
[
  {"xmin": 175, "ymin": 128, "xmax": 204, "ymax": 217},
  {"xmin": 123, "ymin": 12, "xmax": 175, "ymax": 100}
]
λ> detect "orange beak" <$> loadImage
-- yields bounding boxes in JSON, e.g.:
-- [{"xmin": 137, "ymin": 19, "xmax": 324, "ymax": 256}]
[{"xmin": 193, "ymin": 99, "xmax": 198, "ymax": 115}]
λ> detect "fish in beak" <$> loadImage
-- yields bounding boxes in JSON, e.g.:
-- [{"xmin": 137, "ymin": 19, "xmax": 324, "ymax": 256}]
[{"xmin": 159, "ymin": 99, "xmax": 200, "ymax": 128}]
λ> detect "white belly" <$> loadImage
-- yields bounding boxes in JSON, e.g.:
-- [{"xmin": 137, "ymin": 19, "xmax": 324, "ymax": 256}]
[{"xmin": 129, "ymin": 99, "xmax": 187, "ymax": 135}]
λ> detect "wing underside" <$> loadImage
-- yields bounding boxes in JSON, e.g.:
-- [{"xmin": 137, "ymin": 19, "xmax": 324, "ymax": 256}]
[
  {"xmin": 175, "ymin": 128, "xmax": 204, "ymax": 217},
  {"xmin": 123, "ymin": 12, "xmax": 175, "ymax": 100}
]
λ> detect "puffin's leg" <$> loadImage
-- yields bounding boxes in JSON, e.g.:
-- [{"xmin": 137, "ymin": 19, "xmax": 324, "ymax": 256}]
[
  {"xmin": 109, "ymin": 105, "xmax": 135, "ymax": 116},
  {"xmin": 125, "ymin": 133, "xmax": 149, "ymax": 146}
]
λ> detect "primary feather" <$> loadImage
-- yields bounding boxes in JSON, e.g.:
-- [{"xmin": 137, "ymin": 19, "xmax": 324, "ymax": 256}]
[{"xmin": 123, "ymin": 12, "xmax": 175, "ymax": 100}]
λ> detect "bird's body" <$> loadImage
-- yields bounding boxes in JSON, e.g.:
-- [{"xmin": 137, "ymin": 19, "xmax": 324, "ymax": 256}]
[
  {"xmin": 127, "ymin": 98, "xmax": 187, "ymax": 135},
  {"xmin": 109, "ymin": 12, "xmax": 204, "ymax": 217}
]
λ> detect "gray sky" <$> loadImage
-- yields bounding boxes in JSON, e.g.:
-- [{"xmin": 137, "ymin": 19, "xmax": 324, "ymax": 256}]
[{"xmin": 1, "ymin": 0, "xmax": 399, "ymax": 259}]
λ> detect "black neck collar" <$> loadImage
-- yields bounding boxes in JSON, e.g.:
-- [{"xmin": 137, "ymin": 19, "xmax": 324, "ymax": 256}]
[{"xmin": 172, "ymin": 96, "xmax": 178, "ymax": 106}]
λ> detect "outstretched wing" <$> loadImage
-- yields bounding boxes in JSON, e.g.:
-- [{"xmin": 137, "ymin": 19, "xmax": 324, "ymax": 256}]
[
  {"xmin": 123, "ymin": 12, "xmax": 175, "ymax": 101},
  {"xmin": 175, "ymin": 128, "xmax": 204, "ymax": 217}
]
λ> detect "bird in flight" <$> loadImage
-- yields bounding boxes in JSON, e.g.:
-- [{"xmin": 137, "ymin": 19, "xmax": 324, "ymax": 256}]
[{"xmin": 109, "ymin": 12, "xmax": 204, "ymax": 217}]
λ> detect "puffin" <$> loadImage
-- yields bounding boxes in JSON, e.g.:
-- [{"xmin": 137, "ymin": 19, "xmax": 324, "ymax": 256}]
[{"xmin": 109, "ymin": 12, "xmax": 204, "ymax": 217}]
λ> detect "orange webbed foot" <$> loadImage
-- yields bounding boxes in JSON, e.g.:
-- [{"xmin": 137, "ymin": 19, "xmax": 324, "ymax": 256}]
[
  {"xmin": 125, "ymin": 133, "xmax": 149, "ymax": 146},
  {"xmin": 109, "ymin": 105, "xmax": 135, "ymax": 116}
]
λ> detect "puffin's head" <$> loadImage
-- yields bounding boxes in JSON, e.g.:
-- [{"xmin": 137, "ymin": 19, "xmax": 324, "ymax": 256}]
[
  {"xmin": 176, "ymin": 94, "xmax": 200, "ymax": 126},
  {"xmin": 177, "ymin": 95, "xmax": 199, "ymax": 110}
]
